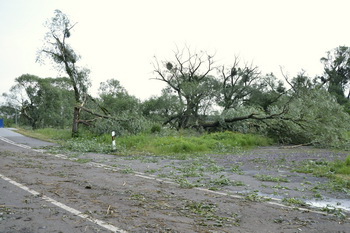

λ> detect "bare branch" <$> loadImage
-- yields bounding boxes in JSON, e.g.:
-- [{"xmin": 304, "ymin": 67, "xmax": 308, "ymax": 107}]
[{"xmin": 280, "ymin": 66, "xmax": 296, "ymax": 92}]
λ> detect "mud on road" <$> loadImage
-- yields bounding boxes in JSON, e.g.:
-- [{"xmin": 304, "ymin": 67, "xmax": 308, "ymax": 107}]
[{"xmin": 0, "ymin": 137, "xmax": 350, "ymax": 232}]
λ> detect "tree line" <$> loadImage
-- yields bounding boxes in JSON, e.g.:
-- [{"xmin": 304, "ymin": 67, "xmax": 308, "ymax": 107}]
[{"xmin": 1, "ymin": 10, "xmax": 350, "ymax": 147}]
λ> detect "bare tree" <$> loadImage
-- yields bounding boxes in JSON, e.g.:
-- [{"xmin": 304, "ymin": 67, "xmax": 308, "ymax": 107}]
[
  {"xmin": 154, "ymin": 48, "xmax": 292, "ymax": 131},
  {"xmin": 218, "ymin": 57, "xmax": 261, "ymax": 110},
  {"xmin": 153, "ymin": 46, "xmax": 217, "ymax": 129}
]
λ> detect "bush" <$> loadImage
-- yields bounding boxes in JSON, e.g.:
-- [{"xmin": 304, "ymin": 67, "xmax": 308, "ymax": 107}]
[{"xmin": 150, "ymin": 124, "xmax": 162, "ymax": 133}]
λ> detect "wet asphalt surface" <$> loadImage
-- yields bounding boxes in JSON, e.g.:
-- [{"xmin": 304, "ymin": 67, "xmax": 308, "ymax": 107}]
[
  {"xmin": 0, "ymin": 128, "xmax": 350, "ymax": 232},
  {"xmin": 0, "ymin": 128, "xmax": 56, "ymax": 148}
]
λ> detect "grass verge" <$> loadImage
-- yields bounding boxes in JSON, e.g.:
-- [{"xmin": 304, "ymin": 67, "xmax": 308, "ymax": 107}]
[
  {"xmin": 294, "ymin": 156, "xmax": 350, "ymax": 192},
  {"xmin": 15, "ymin": 128, "xmax": 273, "ymax": 156}
]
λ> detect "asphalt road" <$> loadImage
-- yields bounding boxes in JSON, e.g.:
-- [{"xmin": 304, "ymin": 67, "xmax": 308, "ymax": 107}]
[
  {"xmin": 1, "ymin": 128, "xmax": 349, "ymax": 232},
  {"xmin": 0, "ymin": 176, "xmax": 110, "ymax": 233},
  {"xmin": 0, "ymin": 128, "xmax": 117, "ymax": 233},
  {"xmin": 0, "ymin": 128, "xmax": 56, "ymax": 148}
]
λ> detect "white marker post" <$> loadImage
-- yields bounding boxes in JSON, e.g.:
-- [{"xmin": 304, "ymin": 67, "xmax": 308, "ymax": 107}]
[{"xmin": 111, "ymin": 131, "xmax": 116, "ymax": 151}]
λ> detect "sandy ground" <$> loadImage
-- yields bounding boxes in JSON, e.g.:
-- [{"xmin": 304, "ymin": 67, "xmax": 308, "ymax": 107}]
[{"xmin": 0, "ymin": 130, "xmax": 349, "ymax": 232}]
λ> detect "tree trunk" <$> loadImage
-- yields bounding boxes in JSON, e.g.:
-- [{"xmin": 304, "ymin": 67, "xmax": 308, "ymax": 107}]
[{"xmin": 72, "ymin": 106, "xmax": 80, "ymax": 137}]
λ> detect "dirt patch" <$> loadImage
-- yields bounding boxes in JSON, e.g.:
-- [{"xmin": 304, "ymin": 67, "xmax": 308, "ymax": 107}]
[{"xmin": 1, "ymin": 141, "xmax": 349, "ymax": 232}]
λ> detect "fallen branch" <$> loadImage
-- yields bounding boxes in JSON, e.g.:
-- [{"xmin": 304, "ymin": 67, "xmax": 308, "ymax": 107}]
[
  {"xmin": 280, "ymin": 143, "xmax": 312, "ymax": 149},
  {"xmin": 79, "ymin": 106, "xmax": 112, "ymax": 119}
]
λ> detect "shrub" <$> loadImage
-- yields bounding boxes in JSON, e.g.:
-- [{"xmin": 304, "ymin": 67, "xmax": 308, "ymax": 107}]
[{"xmin": 150, "ymin": 124, "xmax": 162, "ymax": 133}]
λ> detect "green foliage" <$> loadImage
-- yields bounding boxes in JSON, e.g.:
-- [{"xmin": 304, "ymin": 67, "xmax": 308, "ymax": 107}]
[
  {"xmin": 282, "ymin": 197, "xmax": 307, "ymax": 207},
  {"xmin": 5, "ymin": 43, "xmax": 349, "ymax": 150},
  {"xmin": 243, "ymin": 191, "xmax": 270, "ymax": 202},
  {"xmin": 141, "ymin": 87, "xmax": 181, "ymax": 124},
  {"xmin": 263, "ymin": 88, "xmax": 350, "ymax": 147},
  {"xmin": 230, "ymin": 165, "xmax": 244, "ymax": 175},
  {"xmin": 78, "ymin": 78, "xmax": 151, "ymax": 136},
  {"xmin": 63, "ymin": 135, "xmax": 112, "ymax": 153},
  {"xmin": 203, "ymin": 131, "xmax": 273, "ymax": 148},
  {"xmin": 88, "ymin": 115, "xmax": 152, "ymax": 137},
  {"xmin": 320, "ymin": 46, "xmax": 350, "ymax": 105},
  {"xmin": 23, "ymin": 128, "xmax": 273, "ymax": 155},
  {"xmin": 152, "ymin": 46, "xmax": 350, "ymax": 148},
  {"xmin": 16, "ymin": 127, "xmax": 71, "ymax": 142},
  {"xmin": 294, "ymin": 156, "xmax": 350, "ymax": 190},
  {"xmin": 116, "ymin": 131, "xmax": 272, "ymax": 155},
  {"xmin": 209, "ymin": 175, "xmax": 245, "ymax": 187},
  {"xmin": 150, "ymin": 124, "xmax": 161, "ymax": 133},
  {"xmin": 346, "ymin": 155, "xmax": 350, "ymax": 166},
  {"xmin": 74, "ymin": 158, "xmax": 92, "ymax": 164},
  {"xmin": 98, "ymin": 79, "xmax": 140, "ymax": 115},
  {"xmin": 0, "ymin": 105, "xmax": 18, "ymax": 126},
  {"xmin": 176, "ymin": 177, "xmax": 196, "ymax": 188},
  {"xmin": 182, "ymin": 200, "xmax": 240, "ymax": 227},
  {"xmin": 213, "ymin": 106, "xmax": 265, "ymax": 133},
  {"xmin": 2, "ymin": 75, "xmax": 74, "ymax": 129},
  {"xmin": 39, "ymin": 10, "xmax": 94, "ymax": 137},
  {"xmin": 254, "ymin": 174, "xmax": 290, "ymax": 183}
]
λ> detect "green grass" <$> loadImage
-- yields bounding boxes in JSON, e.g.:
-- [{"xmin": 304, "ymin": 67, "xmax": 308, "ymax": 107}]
[
  {"xmin": 116, "ymin": 131, "xmax": 273, "ymax": 155},
  {"xmin": 16, "ymin": 127, "xmax": 71, "ymax": 142},
  {"xmin": 74, "ymin": 158, "xmax": 92, "ymax": 164},
  {"xmin": 17, "ymin": 128, "xmax": 273, "ymax": 156},
  {"xmin": 294, "ymin": 156, "xmax": 350, "ymax": 191},
  {"xmin": 282, "ymin": 197, "xmax": 307, "ymax": 207},
  {"xmin": 176, "ymin": 177, "xmax": 196, "ymax": 188},
  {"xmin": 254, "ymin": 174, "xmax": 290, "ymax": 183},
  {"xmin": 183, "ymin": 200, "xmax": 239, "ymax": 227},
  {"xmin": 243, "ymin": 191, "xmax": 270, "ymax": 202},
  {"xmin": 177, "ymin": 163, "xmax": 205, "ymax": 177},
  {"xmin": 294, "ymin": 157, "xmax": 350, "ymax": 177},
  {"xmin": 230, "ymin": 164, "xmax": 244, "ymax": 175},
  {"xmin": 209, "ymin": 175, "xmax": 245, "ymax": 188}
]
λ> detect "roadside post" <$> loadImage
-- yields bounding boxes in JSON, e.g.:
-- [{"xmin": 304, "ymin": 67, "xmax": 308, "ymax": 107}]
[
  {"xmin": 112, "ymin": 131, "xmax": 116, "ymax": 151},
  {"xmin": 0, "ymin": 118, "xmax": 4, "ymax": 128}
]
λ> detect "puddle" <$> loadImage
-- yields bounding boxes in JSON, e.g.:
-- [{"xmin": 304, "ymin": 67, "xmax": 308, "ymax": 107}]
[
  {"xmin": 236, "ymin": 190, "xmax": 350, "ymax": 212},
  {"xmin": 235, "ymin": 190, "xmax": 283, "ymax": 201},
  {"xmin": 306, "ymin": 198, "xmax": 350, "ymax": 212}
]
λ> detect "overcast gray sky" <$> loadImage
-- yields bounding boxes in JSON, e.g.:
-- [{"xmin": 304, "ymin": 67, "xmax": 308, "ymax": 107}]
[{"xmin": 1, "ymin": 0, "xmax": 350, "ymax": 102}]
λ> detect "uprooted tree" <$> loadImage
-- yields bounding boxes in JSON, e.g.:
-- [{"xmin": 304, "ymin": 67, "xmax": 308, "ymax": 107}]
[
  {"xmin": 153, "ymin": 47, "xmax": 288, "ymax": 130},
  {"xmin": 37, "ymin": 10, "xmax": 112, "ymax": 137},
  {"xmin": 153, "ymin": 46, "xmax": 218, "ymax": 129},
  {"xmin": 153, "ymin": 47, "xmax": 350, "ymax": 146}
]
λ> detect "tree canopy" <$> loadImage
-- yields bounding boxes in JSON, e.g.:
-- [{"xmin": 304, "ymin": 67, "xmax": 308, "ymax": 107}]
[
  {"xmin": 1, "ymin": 10, "xmax": 349, "ymax": 148},
  {"xmin": 2, "ymin": 74, "xmax": 74, "ymax": 129},
  {"xmin": 37, "ymin": 10, "xmax": 116, "ymax": 136}
]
